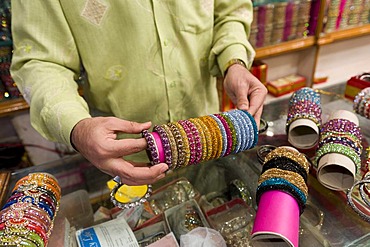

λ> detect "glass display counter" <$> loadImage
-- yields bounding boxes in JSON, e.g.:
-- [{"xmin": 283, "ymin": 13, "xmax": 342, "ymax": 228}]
[{"xmin": 0, "ymin": 92, "xmax": 369, "ymax": 246}]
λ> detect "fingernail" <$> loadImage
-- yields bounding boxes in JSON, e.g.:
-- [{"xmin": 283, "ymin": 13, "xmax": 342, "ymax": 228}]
[{"xmin": 160, "ymin": 164, "xmax": 169, "ymax": 173}]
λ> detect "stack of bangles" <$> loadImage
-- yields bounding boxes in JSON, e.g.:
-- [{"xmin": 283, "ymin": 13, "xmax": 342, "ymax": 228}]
[
  {"xmin": 142, "ymin": 109, "xmax": 258, "ymax": 169},
  {"xmin": 256, "ymin": 146, "xmax": 310, "ymax": 214},
  {"xmin": 0, "ymin": 173, "xmax": 61, "ymax": 247},
  {"xmin": 353, "ymin": 87, "xmax": 370, "ymax": 119},
  {"xmin": 110, "ymin": 109, "xmax": 258, "ymax": 209},
  {"xmin": 347, "ymin": 147, "xmax": 370, "ymax": 222},
  {"xmin": 315, "ymin": 118, "xmax": 363, "ymax": 173},
  {"xmin": 286, "ymin": 87, "xmax": 322, "ymax": 133}
]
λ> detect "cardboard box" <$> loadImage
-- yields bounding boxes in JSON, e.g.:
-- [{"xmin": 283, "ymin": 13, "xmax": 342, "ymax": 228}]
[
  {"xmin": 344, "ymin": 74, "xmax": 370, "ymax": 100},
  {"xmin": 267, "ymin": 74, "xmax": 306, "ymax": 97}
]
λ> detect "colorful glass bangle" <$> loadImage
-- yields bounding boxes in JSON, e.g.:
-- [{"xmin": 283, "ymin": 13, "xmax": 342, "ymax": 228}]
[
  {"xmin": 315, "ymin": 143, "xmax": 361, "ymax": 172},
  {"xmin": 189, "ymin": 118, "xmax": 211, "ymax": 162},
  {"xmin": 228, "ymin": 110, "xmax": 247, "ymax": 152},
  {"xmin": 142, "ymin": 130, "xmax": 160, "ymax": 165},
  {"xmin": 220, "ymin": 113, "xmax": 239, "ymax": 154},
  {"xmin": 159, "ymin": 124, "xmax": 178, "ymax": 169},
  {"xmin": 183, "ymin": 120, "xmax": 203, "ymax": 164},
  {"xmin": 2, "ymin": 218, "xmax": 48, "ymax": 245},
  {"xmin": 12, "ymin": 182, "xmax": 61, "ymax": 202},
  {"xmin": 318, "ymin": 135, "xmax": 362, "ymax": 156},
  {"xmin": 289, "ymin": 87, "xmax": 321, "ymax": 106},
  {"xmin": 214, "ymin": 114, "xmax": 233, "ymax": 156},
  {"xmin": 7, "ymin": 192, "xmax": 57, "ymax": 213},
  {"xmin": 0, "ymin": 227, "xmax": 45, "ymax": 247},
  {"xmin": 167, "ymin": 123, "xmax": 186, "ymax": 167},
  {"xmin": 153, "ymin": 125, "xmax": 172, "ymax": 167},
  {"xmin": 265, "ymin": 146, "xmax": 310, "ymax": 174},
  {"xmin": 15, "ymin": 177, "xmax": 60, "ymax": 196},
  {"xmin": 199, "ymin": 116, "xmax": 220, "ymax": 160},
  {"xmin": 256, "ymin": 177, "xmax": 306, "ymax": 215},
  {"xmin": 262, "ymin": 156, "xmax": 308, "ymax": 183},
  {"xmin": 0, "ymin": 234, "xmax": 38, "ymax": 247},
  {"xmin": 173, "ymin": 122, "xmax": 191, "ymax": 167},
  {"xmin": 240, "ymin": 110, "xmax": 258, "ymax": 148},
  {"xmin": 209, "ymin": 114, "xmax": 227, "ymax": 157},
  {"xmin": 178, "ymin": 120, "xmax": 197, "ymax": 165},
  {"xmin": 321, "ymin": 119, "xmax": 362, "ymax": 141}
]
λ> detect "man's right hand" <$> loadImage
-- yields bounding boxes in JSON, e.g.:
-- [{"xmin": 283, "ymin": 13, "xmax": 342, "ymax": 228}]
[{"xmin": 71, "ymin": 117, "xmax": 168, "ymax": 185}]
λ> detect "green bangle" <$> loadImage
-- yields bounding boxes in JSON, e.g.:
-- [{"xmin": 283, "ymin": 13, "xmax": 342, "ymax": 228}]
[
  {"xmin": 0, "ymin": 234, "xmax": 38, "ymax": 247},
  {"xmin": 1, "ymin": 227, "xmax": 45, "ymax": 247},
  {"xmin": 315, "ymin": 143, "xmax": 361, "ymax": 172}
]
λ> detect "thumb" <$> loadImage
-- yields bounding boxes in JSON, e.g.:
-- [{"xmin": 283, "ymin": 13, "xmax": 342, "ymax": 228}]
[{"xmin": 107, "ymin": 117, "xmax": 152, "ymax": 134}]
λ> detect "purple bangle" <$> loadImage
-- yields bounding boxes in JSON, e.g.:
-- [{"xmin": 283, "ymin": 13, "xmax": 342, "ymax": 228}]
[
  {"xmin": 318, "ymin": 136, "xmax": 362, "ymax": 156},
  {"xmin": 153, "ymin": 125, "xmax": 172, "ymax": 167},
  {"xmin": 178, "ymin": 120, "xmax": 197, "ymax": 165},
  {"xmin": 142, "ymin": 130, "xmax": 160, "ymax": 165},
  {"xmin": 182, "ymin": 120, "xmax": 203, "ymax": 165},
  {"xmin": 321, "ymin": 119, "xmax": 362, "ymax": 141},
  {"xmin": 214, "ymin": 114, "xmax": 233, "ymax": 156}
]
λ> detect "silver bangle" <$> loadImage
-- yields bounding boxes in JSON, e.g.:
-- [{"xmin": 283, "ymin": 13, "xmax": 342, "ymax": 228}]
[{"xmin": 346, "ymin": 179, "xmax": 370, "ymax": 223}]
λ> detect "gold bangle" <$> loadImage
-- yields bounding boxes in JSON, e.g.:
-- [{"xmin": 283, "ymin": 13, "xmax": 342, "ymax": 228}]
[
  {"xmin": 264, "ymin": 147, "xmax": 310, "ymax": 174},
  {"xmin": 173, "ymin": 122, "xmax": 191, "ymax": 167},
  {"xmin": 200, "ymin": 116, "xmax": 221, "ymax": 160},
  {"xmin": 259, "ymin": 168, "xmax": 308, "ymax": 197}
]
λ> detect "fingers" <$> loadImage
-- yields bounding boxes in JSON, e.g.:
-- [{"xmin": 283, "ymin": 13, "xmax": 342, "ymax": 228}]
[
  {"xmin": 108, "ymin": 138, "xmax": 148, "ymax": 157},
  {"xmin": 247, "ymin": 86, "xmax": 268, "ymax": 117},
  {"xmin": 105, "ymin": 117, "xmax": 152, "ymax": 134},
  {"xmin": 104, "ymin": 158, "xmax": 168, "ymax": 185}
]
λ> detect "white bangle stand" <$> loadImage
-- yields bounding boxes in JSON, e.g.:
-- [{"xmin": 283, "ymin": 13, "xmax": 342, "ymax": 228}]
[
  {"xmin": 288, "ymin": 119, "xmax": 320, "ymax": 149},
  {"xmin": 317, "ymin": 109, "xmax": 359, "ymax": 191},
  {"xmin": 317, "ymin": 153, "xmax": 356, "ymax": 191}
]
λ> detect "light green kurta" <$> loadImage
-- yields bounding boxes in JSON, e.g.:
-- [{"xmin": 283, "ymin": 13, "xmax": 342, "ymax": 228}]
[{"xmin": 10, "ymin": 0, "xmax": 255, "ymax": 147}]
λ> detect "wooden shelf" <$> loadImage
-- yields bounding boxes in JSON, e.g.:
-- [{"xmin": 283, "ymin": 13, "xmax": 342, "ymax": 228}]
[
  {"xmin": 317, "ymin": 24, "xmax": 370, "ymax": 45},
  {"xmin": 255, "ymin": 36, "xmax": 316, "ymax": 59},
  {"xmin": 0, "ymin": 98, "xmax": 29, "ymax": 117}
]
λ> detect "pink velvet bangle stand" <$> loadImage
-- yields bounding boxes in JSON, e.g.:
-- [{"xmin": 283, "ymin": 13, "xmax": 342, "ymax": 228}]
[
  {"xmin": 251, "ymin": 190, "xmax": 300, "ymax": 247},
  {"xmin": 152, "ymin": 131, "xmax": 165, "ymax": 163}
]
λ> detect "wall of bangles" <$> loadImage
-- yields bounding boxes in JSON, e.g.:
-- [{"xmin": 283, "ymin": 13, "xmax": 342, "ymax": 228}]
[
  {"xmin": 250, "ymin": 0, "xmax": 370, "ymax": 48},
  {"xmin": 0, "ymin": 86, "xmax": 369, "ymax": 246}
]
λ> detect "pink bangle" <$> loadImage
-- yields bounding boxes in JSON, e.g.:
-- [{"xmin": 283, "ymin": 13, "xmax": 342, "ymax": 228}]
[
  {"xmin": 178, "ymin": 120, "xmax": 197, "ymax": 165},
  {"xmin": 151, "ymin": 131, "xmax": 165, "ymax": 163}
]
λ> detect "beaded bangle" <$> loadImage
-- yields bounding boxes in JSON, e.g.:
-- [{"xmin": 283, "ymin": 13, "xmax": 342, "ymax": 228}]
[
  {"xmin": 15, "ymin": 176, "xmax": 60, "ymax": 196},
  {"xmin": 228, "ymin": 110, "xmax": 247, "ymax": 152},
  {"xmin": 319, "ymin": 132, "xmax": 362, "ymax": 151},
  {"xmin": 214, "ymin": 114, "xmax": 233, "ymax": 156},
  {"xmin": 7, "ymin": 191, "xmax": 57, "ymax": 213},
  {"xmin": 318, "ymin": 136, "xmax": 362, "ymax": 156},
  {"xmin": 167, "ymin": 123, "xmax": 186, "ymax": 167},
  {"xmin": 153, "ymin": 125, "xmax": 172, "ymax": 167},
  {"xmin": 347, "ymin": 178, "xmax": 370, "ymax": 222},
  {"xmin": 321, "ymin": 119, "xmax": 362, "ymax": 141},
  {"xmin": 262, "ymin": 156, "xmax": 308, "ymax": 183},
  {"xmin": 173, "ymin": 122, "xmax": 191, "ymax": 167},
  {"xmin": 256, "ymin": 178, "xmax": 306, "ymax": 214},
  {"xmin": 315, "ymin": 143, "xmax": 361, "ymax": 172},
  {"xmin": 188, "ymin": 118, "xmax": 208, "ymax": 163},
  {"xmin": 264, "ymin": 147, "xmax": 310, "ymax": 174},
  {"xmin": 199, "ymin": 116, "xmax": 220, "ymax": 160},
  {"xmin": 220, "ymin": 113, "xmax": 239, "ymax": 154},
  {"xmin": 142, "ymin": 130, "xmax": 160, "ymax": 165},
  {"xmin": 258, "ymin": 168, "xmax": 308, "ymax": 197},
  {"xmin": 0, "ymin": 234, "xmax": 38, "ymax": 247},
  {"xmin": 160, "ymin": 124, "xmax": 178, "ymax": 170},
  {"xmin": 182, "ymin": 120, "xmax": 203, "ymax": 164},
  {"xmin": 239, "ymin": 110, "xmax": 258, "ymax": 148},
  {"xmin": 0, "ymin": 227, "xmax": 45, "ymax": 247},
  {"xmin": 209, "ymin": 114, "xmax": 228, "ymax": 157},
  {"xmin": 178, "ymin": 120, "xmax": 197, "ymax": 165},
  {"xmin": 2, "ymin": 218, "xmax": 48, "ymax": 245},
  {"xmin": 289, "ymin": 87, "xmax": 321, "ymax": 105}
]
